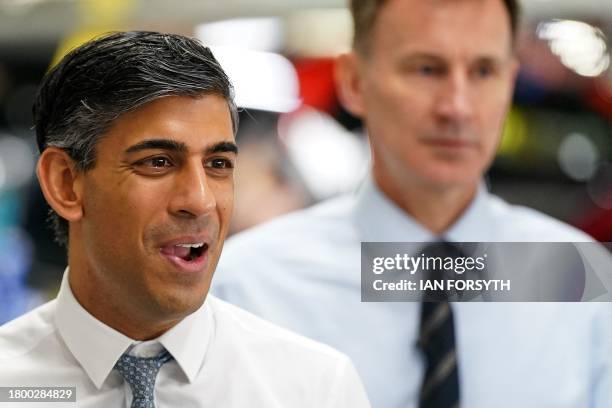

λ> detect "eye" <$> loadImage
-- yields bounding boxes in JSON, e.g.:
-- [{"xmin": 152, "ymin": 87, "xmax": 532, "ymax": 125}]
[
  {"xmin": 141, "ymin": 156, "xmax": 173, "ymax": 168},
  {"xmin": 477, "ymin": 66, "xmax": 490, "ymax": 77},
  {"xmin": 133, "ymin": 156, "xmax": 174, "ymax": 175},
  {"xmin": 420, "ymin": 65, "xmax": 435, "ymax": 75},
  {"xmin": 418, "ymin": 64, "xmax": 444, "ymax": 77},
  {"xmin": 205, "ymin": 157, "xmax": 234, "ymax": 170},
  {"xmin": 149, "ymin": 157, "xmax": 172, "ymax": 168},
  {"xmin": 473, "ymin": 63, "xmax": 497, "ymax": 79}
]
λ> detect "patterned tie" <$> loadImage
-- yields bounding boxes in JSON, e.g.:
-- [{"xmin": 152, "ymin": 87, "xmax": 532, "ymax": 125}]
[
  {"xmin": 418, "ymin": 241, "xmax": 461, "ymax": 408},
  {"xmin": 114, "ymin": 348, "xmax": 174, "ymax": 408}
]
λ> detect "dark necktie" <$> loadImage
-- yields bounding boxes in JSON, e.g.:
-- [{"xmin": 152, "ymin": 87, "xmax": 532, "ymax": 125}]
[
  {"xmin": 418, "ymin": 241, "xmax": 461, "ymax": 408},
  {"xmin": 114, "ymin": 348, "xmax": 174, "ymax": 408}
]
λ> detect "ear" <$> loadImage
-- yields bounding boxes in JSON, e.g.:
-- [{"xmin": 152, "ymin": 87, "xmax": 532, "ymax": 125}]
[
  {"xmin": 36, "ymin": 147, "xmax": 84, "ymax": 224},
  {"xmin": 334, "ymin": 52, "xmax": 366, "ymax": 118}
]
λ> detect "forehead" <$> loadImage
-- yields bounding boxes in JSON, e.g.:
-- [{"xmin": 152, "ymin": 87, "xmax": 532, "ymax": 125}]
[
  {"xmin": 101, "ymin": 95, "xmax": 234, "ymax": 152},
  {"xmin": 370, "ymin": 0, "xmax": 513, "ymax": 59}
]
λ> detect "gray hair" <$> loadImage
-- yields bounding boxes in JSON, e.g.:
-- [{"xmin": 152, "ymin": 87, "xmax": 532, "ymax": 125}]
[{"xmin": 33, "ymin": 30, "xmax": 239, "ymax": 247}]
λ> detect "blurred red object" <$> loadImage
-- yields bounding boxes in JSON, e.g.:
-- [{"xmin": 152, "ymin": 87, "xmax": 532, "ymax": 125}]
[
  {"xmin": 576, "ymin": 207, "xmax": 612, "ymax": 241},
  {"xmin": 584, "ymin": 78, "xmax": 612, "ymax": 122},
  {"xmin": 293, "ymin": 58, "xmax": 337, "ymax": 114}
]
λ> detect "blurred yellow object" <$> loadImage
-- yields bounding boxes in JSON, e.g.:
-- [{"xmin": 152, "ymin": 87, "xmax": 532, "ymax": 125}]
[
  {"xmin": 49, "ymin": 0, "xmax": 136, "ymax": 69},
  {"xmin": 498, "ymin": 106, "xmax": 528, "ymax": 157},
  {"xmin": 78, "ymin": 0, "xmax": 135, "ymax": 25}
]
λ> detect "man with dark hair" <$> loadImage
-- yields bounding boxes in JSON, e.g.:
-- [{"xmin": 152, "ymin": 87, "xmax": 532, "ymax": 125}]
[
  {"xmin": 214, "ymin": 1, "xmax": 612, "ymax": 407},
  {"xmin": 33, "ymin": 30, "xmax": 241, "ymax": 248},
  {"xmin": 0, "ymin": 31, "xmax": 370, "ymax": 408}
]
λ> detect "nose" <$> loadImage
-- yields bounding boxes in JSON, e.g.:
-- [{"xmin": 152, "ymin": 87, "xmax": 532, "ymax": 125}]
[
  {"xmin": 168, "ymin": 160, "xmax": 216, "ymax": 219},
  {"xmin": 433, "ymin": 69, "xmax": 474, "ymax": 123}
]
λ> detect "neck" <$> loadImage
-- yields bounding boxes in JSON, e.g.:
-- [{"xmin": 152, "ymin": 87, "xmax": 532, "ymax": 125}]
[
  {"xmin": 67, "ymin": 239, "xmax": 181, "ymax": 340},
  {"xmin": 69, "ymin": 271, "xmax": 180, "ymax": 341},
  {"xmin": 373, "ymin": 169, "xmax": 478, "ymax": 235}
]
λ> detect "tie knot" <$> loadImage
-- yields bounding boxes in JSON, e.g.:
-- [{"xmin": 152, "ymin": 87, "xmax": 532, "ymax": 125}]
[
  {"xmin": 421, "ymin": 241, "xmax": 465, "ymax": 259},
  {"xmin": 114, "ymin": 349, "xmax": 173, "ymax": 408}
]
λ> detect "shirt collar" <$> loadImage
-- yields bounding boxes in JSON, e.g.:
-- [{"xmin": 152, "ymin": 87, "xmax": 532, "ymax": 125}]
[
  {"xmin": 444, "ymin": 182, "xmax": 494, "ymax": 242},
  {"xmin": 156, "ymin": 298, "xmax": 213, "ymax": 384},
  {"xmin": 353, "ymin": 175, "xmax": 493, "ymax": 242},
  {"xmin": 55, "ymin": 269, "xmax": 213, "ymax": 389}
]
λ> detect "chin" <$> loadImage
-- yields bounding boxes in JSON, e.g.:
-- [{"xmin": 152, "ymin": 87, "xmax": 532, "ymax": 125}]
[
  {"xmin": 151, "ymin": 286, "xmax": 209, "ymax": 317},
  {"xmin": 419, "ymin": 167, "xmax": 482, "ymax": 190}
]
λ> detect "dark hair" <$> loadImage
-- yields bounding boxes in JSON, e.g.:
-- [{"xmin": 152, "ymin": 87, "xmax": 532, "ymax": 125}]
[
  {"xmin": 350, "ymin": 0, "xmax": 521, "ymax": 54},
  {"xmin": 33, "ymin": 30, "xmax": 239, "ymax": 247}
]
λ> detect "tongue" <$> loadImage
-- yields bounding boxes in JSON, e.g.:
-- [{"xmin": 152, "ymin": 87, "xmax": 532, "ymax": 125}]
[{"xmin": 161, "ymin": 245, "xmax": 191, "ymax": 259}]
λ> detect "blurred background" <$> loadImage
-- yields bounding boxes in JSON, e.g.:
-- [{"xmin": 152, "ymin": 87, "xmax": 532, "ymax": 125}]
[{"xmin": 0, "ymin": 0, "xmax": 610, "ymax": 323}]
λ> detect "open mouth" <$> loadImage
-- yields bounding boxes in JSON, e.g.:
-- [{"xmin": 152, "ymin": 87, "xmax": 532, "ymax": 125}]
[{"xmin": 161, "ymin": 242, "xmax": 209, "ymax": 263}]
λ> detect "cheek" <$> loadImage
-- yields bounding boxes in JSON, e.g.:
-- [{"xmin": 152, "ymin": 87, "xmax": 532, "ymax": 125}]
[
  {"xmin": 84, "ymin": 177, "xmax": 162, "ymax": 248},
  {"xmin": 479, "ymin": 82, "xmax": 514, "ymax": 125},
  {"xmin": 216, "ymin": 186, "xmax": 235, "ymax": 225},
  {"xmin": 80, "ymin": 182, "xmax": 133, "ymax": 268},
  {"xmin": 368, "ymin": 103, "xmax": 422, "ymax": 152},
  {"xmin": 480, "ymin": 105, "xmax": 509, "ymax": 148}
]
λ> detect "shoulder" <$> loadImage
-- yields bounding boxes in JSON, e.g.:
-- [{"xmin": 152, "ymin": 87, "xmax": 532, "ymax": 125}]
[
  {"xmin": 0, "ymin": 300, "xmax": 58, "ymax": 360},
  {"xmin": 218, "ymin": 195, "xmax": 357, "ymax": 268},
  {"xmin": 206, "ymin": 296, "xmax": 370, "ymax": 406},
  {"xmin": 486, "ymin": 194, "xmax": 594, "ymax": 242},
  {"xmin": 230, "ymin": 195, "xmax": 355, "ymax": 246},
  {"xmin": 208, "ymin": 295, "xmax": 351, "ymax": 365},
  {"xmin": 215, "ymin": 195, "xmax": 360, "ymax": 290}
]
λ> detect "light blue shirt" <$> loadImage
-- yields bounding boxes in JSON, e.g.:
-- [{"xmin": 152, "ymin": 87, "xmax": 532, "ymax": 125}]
[{"xmin": 214, "ymin": 177, "xmax": 612, "ymax": 408}]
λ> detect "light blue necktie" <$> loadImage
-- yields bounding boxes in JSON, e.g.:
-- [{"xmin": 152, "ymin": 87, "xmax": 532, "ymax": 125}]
[{"xmin": 114, "ymin": 349, "xmax": 174, "ymax": 408}]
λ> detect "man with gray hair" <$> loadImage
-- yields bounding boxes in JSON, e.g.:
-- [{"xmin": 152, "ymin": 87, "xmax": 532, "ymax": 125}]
[
  {"xmin": 0, "ymin": 31, "xmax": 370, "ymax": 408},
  {"xmin": 214, "ymin": 1, "xmax": 612, "ymax": 407}
]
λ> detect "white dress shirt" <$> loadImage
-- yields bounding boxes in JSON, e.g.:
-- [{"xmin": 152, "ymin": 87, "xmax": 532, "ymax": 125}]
[
  {"xmin": 0, "ymin": 271, "xmax": 370, "ymax": 408},
  {"xmin": 213, "ymin": 176, "xmax": 612, "ymax": 408}
]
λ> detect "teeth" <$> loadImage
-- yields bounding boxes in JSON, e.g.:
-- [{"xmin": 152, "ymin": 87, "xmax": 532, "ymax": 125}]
[{"xmin": 175, "ymin": 243, "xmax": 204, "ymax": 248}]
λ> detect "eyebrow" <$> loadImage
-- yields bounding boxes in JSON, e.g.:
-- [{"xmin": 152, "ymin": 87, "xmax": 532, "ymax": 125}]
[
  {"xmin": 207, "ymin": 141, "xmax": 238, "ymax": 155},
  {"xmin": 401, "ymin": 53, "xmax": 446, "ymax": 62},
  {"xmin": 124, "ymin": 139, "xmax": 187, "ymax": 155},
  {"xmin": 399, "ymin": 52, "xmax": 504, "ymax": 65},
  {"xmin": 124, "ymin": 139, "xmax": 238, "ymax": 155}
]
